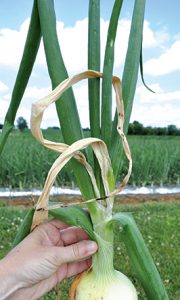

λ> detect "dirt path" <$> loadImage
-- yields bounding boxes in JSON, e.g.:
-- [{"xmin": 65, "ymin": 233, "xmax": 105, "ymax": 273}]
[{"xmin": 0, "ymin": 193, "xmax": 179, "ymax": 207}]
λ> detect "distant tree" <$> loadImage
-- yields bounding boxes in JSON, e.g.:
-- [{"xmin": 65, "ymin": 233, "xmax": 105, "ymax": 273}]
[
  {"xmin": 145, "ymin": 126, "xmax": 154, "ymax": 135},
  {"xmin": 128, "ymin": 121, "xmax": 180, "ymax": 136},
  {"xmin": 128, "ymin": 121, "xmax": 144, "ymax": 135},
  {"xmin": 154, "ymin": 127, "xmax": 167, "ymax": 136},
  {"xmin": 0, "ymin": 124, "xmax": 3, "ymax": 130},
  {"xmin": 167, "ymin": 124, "xmax": 177, "ymax": 136},
  {"xmin": 16, "ymin": 117, "xmax": 28, "ymax": 132},
  {"xmin": 127, "ymin": 123, "xmax": 134, "ymax": 135},
  {"xmin": 47, "ymin": 126, "xmax": 60, "ymax": 130}
]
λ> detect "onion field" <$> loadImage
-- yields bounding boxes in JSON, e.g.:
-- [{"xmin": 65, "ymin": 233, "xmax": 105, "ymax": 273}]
[{"xmin": 0, "ymin": 129, "xmax": 179, "ymax": 189}]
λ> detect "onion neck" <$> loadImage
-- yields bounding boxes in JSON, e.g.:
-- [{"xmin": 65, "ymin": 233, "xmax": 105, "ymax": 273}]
[{"xmin": 91, "ymin": 217, "xmax": 115, "ymax": 279}]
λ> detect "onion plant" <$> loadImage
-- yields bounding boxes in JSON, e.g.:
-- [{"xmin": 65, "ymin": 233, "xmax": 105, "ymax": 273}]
[{"xmin": 1, "ymin": 0, "xmax": 169, "ymax": 299}]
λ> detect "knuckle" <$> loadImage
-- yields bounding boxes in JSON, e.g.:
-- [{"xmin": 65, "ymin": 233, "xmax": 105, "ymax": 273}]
[{"xmin": 72, "ymin": 243, "xmax": 80, "ymax": 258}]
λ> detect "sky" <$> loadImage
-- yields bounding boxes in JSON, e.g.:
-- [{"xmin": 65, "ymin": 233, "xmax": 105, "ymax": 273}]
[{"xmin": 0, "ymin": 0, "xmax": 180, "ymax": 129}]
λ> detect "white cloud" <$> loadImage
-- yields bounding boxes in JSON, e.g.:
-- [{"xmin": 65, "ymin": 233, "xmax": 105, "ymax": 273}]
[
  {"xmin": 0, "ymin": 17, "xmax": 168, "ymax": 72},
  {"xmin": 130, "ymin": 83, "xmax": 180, "ymax": 127},
  {"xmin": 20, "ymin": 84, "xmax": 90, "ymax": 128},
  {"xmin": 57, "ymin": 18, "xmax": 168, "ymax": 72},
  {"xmin": 23, "ymin": 86, "xmax": 51, "ymax": 99},
  {"xmin": 0, "ymin": 80, "xmax": 8, "ymax": 93},
  {"xmin": 42, "ymin": 103, "xmax": 59, "ymax": 128},
  {"xmin": 137, "ymin": 83, "xmax": 180, "ymax": 103},
  {"xmin": 143, "ymin": 21, "xmax": 169, "ymax": 48},
  {"xmin": 57, "ymin": 19, "xmax": 88, "ymax": 73},
  {"xmin": 144, "ymin": 40, "xmax": 180, "ymax": 76},
  {"xmin": 19, "ymin": 85, "xmax": 53, "ymax": 127},
  {"xmin": 3, "ymin": 86, "xmax": 51, "ymax": 101},
  {"xmin": 0, "ymin": 17, "xmax": 179, "ymax": 128},
  {"xmin": 16, "ymin": 102, "xmax": 58, "ymax": 129},
  {"xmin": 0, "ymin": 100, "xmax": 9, "ymax": 121},
  {"xmin": 1, "ymin": 85, "xmax": 53, "ymax": 127},
  {"xmin": 0, "ymin": 18, "xmax": 46, "ymax": 67},
  {"xmin": 56, "ymin": 17, "xmax": 130, "ymax": 72},
  {"xmin": 131, "ymin": 103, "xmax": 180, "ymax": 127},
  {"xmin": 73, "ymin": 83, "xmax": 89, "ymax": 128},
  {"xmin": 0, "ymin": 19, "xmax": 29, "ymax": 66},
  {"xmin": 143, "ymin": 21, "xmax": 158, "ymax": 48},
  {"xmin": 1, "ymin": 83, "xmax": 90, "ymax": 128}
]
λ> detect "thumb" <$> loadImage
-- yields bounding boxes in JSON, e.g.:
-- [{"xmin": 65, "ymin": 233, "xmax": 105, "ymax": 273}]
[{"xmin": 53, "ymin": 240, "xmax": 98, "ymax": 264}]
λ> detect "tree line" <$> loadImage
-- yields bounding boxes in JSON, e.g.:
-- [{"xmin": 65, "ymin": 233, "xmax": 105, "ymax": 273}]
[
  {"xmin": 0, "ymin": 118, "xmax": 179, "ymax": 136},
  {"xmin": 128, "ymin": 121, "xmax": 180, "ymax": 136},
  {"xmin": 0, "ymin": 117, "xmax": 28, "ymax": 132}
]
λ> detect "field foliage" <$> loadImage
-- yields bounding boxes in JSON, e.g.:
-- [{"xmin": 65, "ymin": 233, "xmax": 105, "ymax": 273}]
[{"xmin": 0, "ymin": 129, "xmax": 179, "ymax": 189}]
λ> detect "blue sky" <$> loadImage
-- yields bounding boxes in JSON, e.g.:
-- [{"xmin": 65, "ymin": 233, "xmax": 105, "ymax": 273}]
[{"xmin": 0, "ymin": 0, "xmax": 180, "ymax": 128}]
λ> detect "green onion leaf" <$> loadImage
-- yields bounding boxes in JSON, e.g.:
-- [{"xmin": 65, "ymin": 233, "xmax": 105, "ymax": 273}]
[
  {"xmin": 140, "ymin": 44, "xmax": 155, "ymax": 93},
  {"xmin": 111, "ymin": 0, "xmax": 146, "ymax": 179},
  {"xmin": 49, "ymin": 206, "xmax": 95, "ymax": 240},
  {"xmin": 37, "ymin": 0, "xmax": 96, "ymax": 205},
  {"xmin": 109, "ymin": 212, "xmax": 169, "ymax": 299},
  {"xmin": 12, "ymin": 208, "xmax": 35, "ymax": 248},
  {"xmin": 0, "ymin": 0, "xmax": 41, "ymax": 154},
  {"xmin": 88, "ymin": 0, "xmax": 101, "ymax": 139},
  {"xmin": 88, "ymin": 0, "xmax": 102, "ymax": 191},
  {"xmin": 101, "ymin": 0, "xmax": 123, "ymax": 149}
]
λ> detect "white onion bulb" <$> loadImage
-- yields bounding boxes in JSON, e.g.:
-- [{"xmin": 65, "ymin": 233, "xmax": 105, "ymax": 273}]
[{"xmin": 71, "ymin": 269, "xmax": 138, "ymax": 300}]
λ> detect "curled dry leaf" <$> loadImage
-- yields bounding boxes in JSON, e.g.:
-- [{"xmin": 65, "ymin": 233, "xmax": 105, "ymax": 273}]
[{"xmin": 30, "ymin": 70, "xmax": 132, "ymax": 230}]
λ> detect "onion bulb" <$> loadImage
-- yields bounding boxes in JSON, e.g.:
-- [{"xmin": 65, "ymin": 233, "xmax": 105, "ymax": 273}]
[{"xmin": 70, "ymin": 268, "xmax": 138, "ymax": 300}]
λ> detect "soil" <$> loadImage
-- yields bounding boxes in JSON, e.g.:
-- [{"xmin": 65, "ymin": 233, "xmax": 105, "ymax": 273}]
[{"xmin": 0, "ymin": 193, "xmax": 179, "ymax": 207}]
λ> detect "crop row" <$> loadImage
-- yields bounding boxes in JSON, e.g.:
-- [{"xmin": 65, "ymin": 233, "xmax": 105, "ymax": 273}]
[{"xmin": 0, "ymin": 129, "xmax": 179, "ymax": 188}]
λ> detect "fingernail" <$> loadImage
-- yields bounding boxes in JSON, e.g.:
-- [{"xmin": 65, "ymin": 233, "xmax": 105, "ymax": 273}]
[{"xmin": 86, "ymin": 241, "xmax": 98, "ymax": 254}]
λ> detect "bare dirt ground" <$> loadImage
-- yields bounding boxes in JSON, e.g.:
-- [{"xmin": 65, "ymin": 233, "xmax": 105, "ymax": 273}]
[{"xmin": 1, "ymin": 193, "xmax": 179, "ymax": 207}]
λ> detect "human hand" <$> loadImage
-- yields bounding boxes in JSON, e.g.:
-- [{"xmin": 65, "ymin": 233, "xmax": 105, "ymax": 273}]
[{"xmin": 0, "ymin": 218, "xmax": 97, "ymax": 300}]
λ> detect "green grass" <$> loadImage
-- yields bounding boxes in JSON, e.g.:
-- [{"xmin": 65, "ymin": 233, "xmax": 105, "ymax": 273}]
[
  {"xmin": 0, "ymin": 202, "xmax": 179, "ymax": 299},
  {"xmin": 0, "ymin": 129, "xmax": 179, "ymax": 188}
]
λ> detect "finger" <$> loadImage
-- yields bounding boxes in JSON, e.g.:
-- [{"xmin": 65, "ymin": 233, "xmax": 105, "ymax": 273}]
[
  {"xmin": 30, "ymin": 219, "xmax": 69, "ymax": 246},
  {"xmin": 57, "ymin": 258, "xmax": 91, "ymax": 282},
  {"xmin": 66, "ymin": 258, "xmax": 92, "ymax": 278},
  {"xmin": 48, "ymin": 217, "xmax": 70, "ymax": 230},
  {"xmin": 53, "ymin": 240, "xmax": 98, "ymax": 264},
  {"xmin": 60, "ymin": 227, "xmax": 89, "ymax": 246},
  {"xmin": 20, "ymin": 259, "xmax": 91, "ymax": 300}
]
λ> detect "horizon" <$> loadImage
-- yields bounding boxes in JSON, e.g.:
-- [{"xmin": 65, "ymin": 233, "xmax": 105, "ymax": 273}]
[{"xmin": 1, "ymin": 118, "xmax": 179, "ymax": 132}]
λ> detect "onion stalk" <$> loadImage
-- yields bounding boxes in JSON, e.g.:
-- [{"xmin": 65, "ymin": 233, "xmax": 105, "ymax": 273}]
[
  {"xmin": 30, "ymin": 70, "xmax": 169, "ymax": 300},
  {"xmin": 6, "ymin": 0, "xmax": 169, "ymax": 299},
  {"xmin": 30, "ymin": 71, "xmax": 136, "ymax": 299}
]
